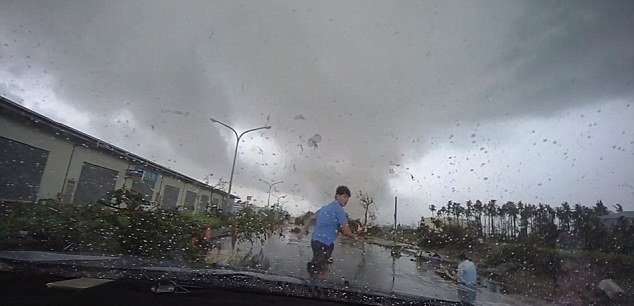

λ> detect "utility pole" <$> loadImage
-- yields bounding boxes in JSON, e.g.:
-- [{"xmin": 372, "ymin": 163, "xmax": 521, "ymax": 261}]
[
  {"xmin": 394, "ymin": 196, "xmax": 398, "ymax": 230},
  {"xmin": 390, "ymin": 196, "xmax": 399, "ymax": 258}
]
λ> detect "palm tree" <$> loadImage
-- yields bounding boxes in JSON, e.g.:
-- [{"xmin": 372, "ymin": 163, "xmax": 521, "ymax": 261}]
[
  {"xmin": 546, "ymin": 205, "xmax": 556, "ymax": 223},
  {"xmin": 594, "ymin": 200, "xmax": 608, "ymax": 216},
  {"xmin": 466, "ymin": 200, "xmax": 474, "ymax": 230},
  {"xmin": 520, "ymin": 203, "xmax": 537, "ymax": 236},
  {"xmin": 446, "ymin": 201, "xmax": 455, "ymax": 225},
  {"xmin": 429, "ymin": 204, "xmax": 437, "ymax": 219},
  {"xmin": 438, "ymin": 206, "xmax": 448, "ymax": 226},
  {"xmin": 572, "ymin": 203, "xmax": 585, "ymax": 233},
  {"xmin": 506, "ymin": 201, "xmax": 519, "ymax": 239},
  {"xmin": 453, "ymin": 202, "xmax": 463, "ymax": 226},
  {"xmin": 518, "ymin": 202, "xmax": 528, "ymax": 239},
  {"xmin": 498, "ymin": 204, "xmax": 508, "ymax": 239},
  {"xmin": 530, "ymin": 203, "xmax": 559, "ymax": 245},
  {"xmin": 483, "ymin": 200, "xmax": 489, "ymax": 236},
  {"xmin": 486, "ymin": 200, "xmax": 497, "ymax": 236},
  {"xmin": 456, "ymin": 203, "xmax": 465, "ymax": 227},
  {"xmin": 555, "ymin": 202, "xmax": 572, "ymax": 233},
  {"xmin": 474, "ymin": 200, "xmax": 484, "ymax": 237},
  {"xmin": 613, "ymin": 203, "xmax": 623, "ymax": 213}
]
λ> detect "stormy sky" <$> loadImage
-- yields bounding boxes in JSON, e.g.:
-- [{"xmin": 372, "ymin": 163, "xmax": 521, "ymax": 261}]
[{"xmin": 1, "ymin": 1, "xmax": 633, "ymax": 225}]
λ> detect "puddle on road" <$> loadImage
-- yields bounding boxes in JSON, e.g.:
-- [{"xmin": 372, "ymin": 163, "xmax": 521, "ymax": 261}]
[{"xmin": 202, "ymin": 232, "xmax": 547, "ymax": 306}]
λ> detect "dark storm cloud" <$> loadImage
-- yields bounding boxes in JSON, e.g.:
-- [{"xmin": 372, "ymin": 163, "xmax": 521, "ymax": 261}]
[
  {"xmin": 482, "ymin": 0, "xmax": 634, "ymax": 116},
  {"xmin": 1, "ymin": 1, "xmax": 633, "ymax": 219}
]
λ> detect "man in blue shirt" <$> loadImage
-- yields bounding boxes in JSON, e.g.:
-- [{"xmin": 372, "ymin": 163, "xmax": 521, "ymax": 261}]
[{"xmin": 306, "ymin": 186, "xmax": 359, "ymax": 278}]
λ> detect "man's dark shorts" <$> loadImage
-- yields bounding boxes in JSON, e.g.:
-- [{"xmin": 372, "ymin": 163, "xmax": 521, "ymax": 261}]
[{"xmin": 307, "ymin": 240, "xmax": 334, "ymax": 276}]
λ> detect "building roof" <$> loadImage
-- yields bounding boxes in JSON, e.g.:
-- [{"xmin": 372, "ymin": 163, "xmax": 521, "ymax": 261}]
[
  {"xmin": 0, "ymin": 95, "xmax": 237, "ymax": 199},
  {"xmin": 600, "ymin": 211, "xmax": 634, "ymax": 219}
]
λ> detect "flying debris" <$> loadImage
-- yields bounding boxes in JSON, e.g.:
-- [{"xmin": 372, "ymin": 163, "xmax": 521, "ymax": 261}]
[
  {"xmin": 307, "ymin": 134, "xmax": 322, "ymax": 149},
  {"xmin": 160, "ymin": 109, "xmax": 190, "ymax": 116},
  {"xmin": 294, "ymin": 114, "xmax": 306, "ymax": 120}
]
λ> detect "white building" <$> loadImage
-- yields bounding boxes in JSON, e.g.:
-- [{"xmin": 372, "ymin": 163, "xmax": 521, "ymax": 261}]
[
  {"xmin": 0, "ymin": 96, "xmax": 237, "ymax": 213},
  {"xmin": 599, "ymin": 211, "xmax": 634, "ymax": 229}
]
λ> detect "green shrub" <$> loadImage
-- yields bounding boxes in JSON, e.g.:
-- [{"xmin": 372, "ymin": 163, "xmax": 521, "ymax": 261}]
[
  {"xmin": 227, "ymin": 205, "xmax": 284, "ymax": 246},
  {"xmin": 0, "ymin": 199, "xmax": 222, "ymax": 261},
  {"xmin": 486, "ymin": 244, "xmax": 561, "ymax": 276},
  {"xmin": 417, "ymin": 223, "xmax": 478, "ymax": 249}
]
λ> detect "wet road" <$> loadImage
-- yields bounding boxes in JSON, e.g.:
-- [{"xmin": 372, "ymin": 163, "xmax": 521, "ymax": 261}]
[{"xmin": 207, "ymin": 231, "xmax": 549, "ymax": 306}]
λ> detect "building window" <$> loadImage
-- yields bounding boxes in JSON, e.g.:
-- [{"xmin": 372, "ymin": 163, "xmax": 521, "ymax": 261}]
[
  {"xmin": 184, "ymin": 191, "xmax": 197, "ymax": 211},
  {"xmin": 0, "ymin": 136, "xmax": 49, "ymax": 202},
  {"xmin": 128, "ymin": 166, "xmax": 159, "ymax": 202},
  {"xmin": 162, "ymin": 185, "xmax": 180, "ymax": 209},
  {"xmin": 200, "ymin": 195, "xmax": 210, "ymax": 213},
  {"xmin": 74, "ymin": 162, "xmax": 119, "ymax": 204}
]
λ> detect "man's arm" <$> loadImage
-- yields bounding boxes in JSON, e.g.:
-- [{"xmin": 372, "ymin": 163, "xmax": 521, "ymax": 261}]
[
  {"xmin": 341, "ymin": 223, "xmax": 357, "ymax": 239},
  {"xmin": 456, "ymin": 261, "xmax": 465, "ymax": 283}
]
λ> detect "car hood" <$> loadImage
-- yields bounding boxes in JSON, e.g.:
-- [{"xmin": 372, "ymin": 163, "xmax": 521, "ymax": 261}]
[{"xmin": 0, "ymin": 250, "xmax": 459, "ymax": 306}]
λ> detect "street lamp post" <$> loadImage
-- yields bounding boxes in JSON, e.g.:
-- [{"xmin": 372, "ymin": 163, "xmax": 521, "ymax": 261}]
[
  {"xmin": 259, "ymin": 179, "xmax": 283, "ymax": 209},
  {"xmin": 210, "ymin": 117, "xmax": 271, "ymax": 196}
]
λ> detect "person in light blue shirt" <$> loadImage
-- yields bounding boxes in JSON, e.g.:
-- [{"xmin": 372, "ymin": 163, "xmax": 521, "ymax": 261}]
[
  {"xmin": 306, "ymin": 186, "xmax": 359, "ymax": 278},
  {"xmin": 457, "ymin": 253, "xmax": 478, "ymax": 305}
]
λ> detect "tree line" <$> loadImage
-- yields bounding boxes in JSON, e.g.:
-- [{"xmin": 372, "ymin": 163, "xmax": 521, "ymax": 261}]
[{"xmin": 423, "ymin": 200, "xmax": 632, "ymax": 254}]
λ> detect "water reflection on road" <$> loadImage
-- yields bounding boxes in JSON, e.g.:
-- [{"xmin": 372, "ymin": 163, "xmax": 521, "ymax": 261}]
[{"xmin": 207, "ymin": 232, "xmax": 548, "ymax": 306}]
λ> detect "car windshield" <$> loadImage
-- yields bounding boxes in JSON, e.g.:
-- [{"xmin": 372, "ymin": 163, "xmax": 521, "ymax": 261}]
[{"xmin": 1, "ymin": 1, "xmax": 633, "ymax": 305}]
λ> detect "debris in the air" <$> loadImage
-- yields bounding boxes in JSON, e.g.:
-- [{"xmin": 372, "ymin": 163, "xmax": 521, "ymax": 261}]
[
  {"xmin": 160, "ymin": 109, "xmax": 190, "ymax": 116},
  {"xmin": 294, "ymin": 114, "xmax": 306, "ymax": 120},
  {"xmin": 307, "ymin": 134, "xmax": 322, "ymax": 149}
]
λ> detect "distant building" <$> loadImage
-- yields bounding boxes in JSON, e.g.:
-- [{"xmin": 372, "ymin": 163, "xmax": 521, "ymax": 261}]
[
  {"xmin": 419, "ymin": 217, "xmax": 441, "ymax": 231},
  {"xmin": 232, "ymin": 200, "xmax": 249, "ymax": 213},
  {"xmin": 0, "ymin": 96, "xmax": 237, "ymax": 212},
  {"xmin": 400, "ymin": 224, "xmax": 416, "ymax": 230},
  {"xmin": 600, "ymin": 211, "xmax": 634, "ymax": 229},
  {"xmin": 419, "ymin": 217, "xmax": 471, "ymax": 231}
]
